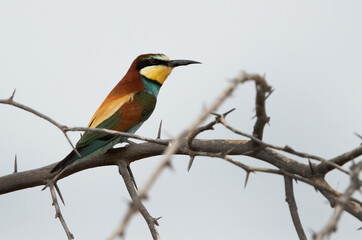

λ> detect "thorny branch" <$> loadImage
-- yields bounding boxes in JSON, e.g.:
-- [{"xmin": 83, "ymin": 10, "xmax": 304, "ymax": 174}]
[
  {"xmin": 49, "ymin": 184, "xmax": 74, "ymax": 240},
  {"xmin": 1, "ymin": 71, "xmax": 361, "ymax": 240},
  {"xmin": 0, "ymin": 91, "xmax": 80, "ymax": 156},
  {"xmin": 117, "ymin": 160, "xmax": 160, "ymax": 240},
  {"xmin": 314, "ymin": 161, "xmax": 362, "ymax": 240},
  {"xmin": 219, "ymin": 116, "xmax": 352, "ymax": 175},
  {"xmin": 284, "ymin": 176, "xmax": 307, "ymax": 240},
  {"xmin": 109, "ymin": 155, "xmax": 171, "ymax": 239}
]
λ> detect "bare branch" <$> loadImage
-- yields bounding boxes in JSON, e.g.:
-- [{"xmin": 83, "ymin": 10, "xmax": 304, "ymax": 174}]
[
  {"xmin": 109, "ymin": 154, "xmax": 174, "ymax": 239},
  {"xmin": 1, "ymin": 71, "xmax": 361, "ymax": 239},
  {"xmin": 314, "ymin": 161, "xmax": 362, "ymax": 240},
  {"xmin": 0, "ymin": 94, "xmax": 80, "ymax": 155},
  {"xmin": 117, "ymin": 160, "xmax": 160, "ymax": 240},
  {"xmin": 220, "ymin": 117, "xmax": 352, "ymax": 175},
  {"xmin": 249, "ymin": 74, "xmax": 272, "ymax": 140},
  {"xmin": 0, "ymin": 92, "xmax": 171, "ymax": 158},
  {"xmin": 49, "ymin": 184, "xmax": 74, "ymax": 240},
  {"xmin": 316, "ymin": 145, "xmax": 362, "ymax": 175},
  {"xmin": 284, "ymin": 176, "xmax": 307, "ymax": 240},
  {"xmin": 156, "ymin": 73, "xmax": 246, "ymax": 175}
]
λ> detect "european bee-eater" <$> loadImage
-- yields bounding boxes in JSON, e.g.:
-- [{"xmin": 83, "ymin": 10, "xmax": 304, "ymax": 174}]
[{"xmin": 46, "ymin": 53, "xmax": 200, "ymax": 186}]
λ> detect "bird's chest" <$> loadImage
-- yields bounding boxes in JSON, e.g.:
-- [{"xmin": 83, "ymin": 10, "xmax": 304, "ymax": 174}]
[{"xmin": 134, "ymin": 91, "xmax": 157, "ymax": 121}]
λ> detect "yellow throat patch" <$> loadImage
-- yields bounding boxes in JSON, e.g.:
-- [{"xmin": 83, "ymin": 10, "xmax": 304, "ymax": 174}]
[{"xmin": 140, "ymin": 65, "xmax": 173, "ymax": 85}]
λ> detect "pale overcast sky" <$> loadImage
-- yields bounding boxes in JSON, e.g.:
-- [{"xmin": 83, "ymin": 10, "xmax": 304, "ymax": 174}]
[{"xmin": 1, "ymin": 0, "xmax": 361, "ymax": 239}]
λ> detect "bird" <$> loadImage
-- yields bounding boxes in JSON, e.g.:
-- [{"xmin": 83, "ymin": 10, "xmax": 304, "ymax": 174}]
[{"xmin": 44, "ymin": 53, "xmax": 200, "ymax": 189}]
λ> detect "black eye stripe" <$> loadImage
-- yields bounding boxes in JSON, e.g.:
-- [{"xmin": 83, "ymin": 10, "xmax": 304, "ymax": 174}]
[
  {"xmin": 148, "ymin": 58, "xmax": 158, "ymax": 64},
  {"xmin": 136, "ymin": 58, "xmax": 168, "ymax": 70}
]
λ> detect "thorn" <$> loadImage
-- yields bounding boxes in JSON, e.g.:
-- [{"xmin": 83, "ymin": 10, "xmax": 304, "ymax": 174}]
[
  {"xmin": 284, "ymin": 145, "xmax": 294, "ymax": 152},
  {"xmin": 244, "ymin": 172, "xmax": 250, "ymax": 188},
  {"xmin": 143, "ymin": 194, "xmax": 149, "ymax": 201},
  {"xmin": 309, "ymin": 159, "xmax": 314, "ymax": 176},
  {"xmin": 128, "ymin": 200, "xmax": 134, "ymax": 208},
  {"xmin": 157, "ymin": 120, "xmax": 162, "ymax": 139},
  {"xmin": 166, "ymin": 161, "xmax": 174, "ymax": 171},
  {"xmin": 265, "ymin": 88, "xmax": 274, "ymax": 100},
  {"xmin": 127, "ymin": 165, "xmax": 138, "ymax": 191},
  {"xmin": 223, "ymin": 108, "xmax": 236, "ymax": 116},
  {"xmin": 10, "ymin": 88, "xmax": 16, "ymax": 101},
  {"xmin": 210, "ymin": 112, "xmax": 220, "ymax": 117},
  {"xmin": 354, "ymin": 132, "xmax": 362, "ymax": 141},
  {"xmin": 13, "ymin": 154, "xmax": 17, "ymax": 173},
  {"xmin": 55, "ymin": 183, "xmax": 66, "ymax": 205},
  {"xmin": 187, "ymin": 155, "xmax": 195, "ymax": 172},
  {"xmin": 153, "ymin": 216, "xmax": 162, "ymax": 226}
]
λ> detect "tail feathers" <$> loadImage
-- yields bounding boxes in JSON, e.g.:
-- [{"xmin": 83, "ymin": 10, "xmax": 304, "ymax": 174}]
[
  {"xmin": 45, "ymin": 137, "xmax": 122, "ymax": 191},
  {"xmin": 42, "ymin": 167, "xmax": 70, "ymax": 191},
  {"xmin": 50, "ymin": 150, "xmax": 78, "ymax": 173},
  {"xmin": 43, "ymin": 151, "xmax": 79, "ymax": 191}
]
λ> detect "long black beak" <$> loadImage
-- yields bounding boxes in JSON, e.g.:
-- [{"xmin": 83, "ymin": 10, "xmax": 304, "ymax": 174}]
[{"xmin": 168, "ymin": 59, "xmax": 201, "ymax": 67}]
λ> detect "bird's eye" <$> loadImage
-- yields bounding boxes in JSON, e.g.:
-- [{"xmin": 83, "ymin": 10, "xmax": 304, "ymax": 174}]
[{"xmin": 149, "ymin": 58, "xmax": 157, "ymax": 65}]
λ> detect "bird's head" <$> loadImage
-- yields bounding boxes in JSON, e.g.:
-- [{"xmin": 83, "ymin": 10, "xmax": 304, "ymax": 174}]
[{"xmin": 134, "ymin": 53, "xmax": 200, "ymax": 85}]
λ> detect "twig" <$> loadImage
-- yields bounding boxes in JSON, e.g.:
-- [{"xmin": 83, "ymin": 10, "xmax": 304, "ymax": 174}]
[
  {"xmin": 2, "ymin": 71, "xmax": 361, "ymax": 239},
  {"xmin": 314, "ymin": 161, "xmax": 362, "ymax": 240},
  {"xmin": 220, "ymin": 116, "xmax": 352, "ymax": 175},
  {"xmin": 109, "ymin": 155, "xmax": 172, "ymax": 239},
  {"xmin": 117, "ymin": 160, "xmax": 160, "ymax": 240},
  {"xmin": 184, "ymin": 150, "xmax": 341, "ymax": 200},
  {"xmin": 187, "ymin": 118, "xmax": 217, "ymax": 150},
  {"xmin": 0, "ymin": 92, "xmax": 80, "ymax": 156},
  {"xmin": 108, "ymin": 108, "xmax": 244, "ymax": 239},
  {"xmin": 49, "ymin": 184, "xmax": 74, "ymax": 239},
  {"xmin": 186, "ymin": 108, "xmax": 235, "ymax": 170},
  {"xmin": 0, "ymin": 92, "xmax": 170, "ymax": 157},
  {"xmin": 284, "ymin": 176, "xmax": 307, "ymax": 240},
  {"xmin": 316, "ymin": 145, "xmax": 362, "ymax": 175},
  {"xmin": 222, "ymin": 156, "xmax": 254, "ymax": 188},
  {"xmin": 157, "ymin": 72, "xmax": 265, "ymax": 181},
  {"xmin": 250, "ymin": 74, "xmax": 272, "ymax": 140},
  {"xmin": 108, "ymin": 205, "xmax": 138, "ymax": 239},
  {"xmin": 63, "ymin": 127, "xmax": 168, "ymax": 145},
  {"xmin": 214, "ymin": 154, "xmax": 356, "ymax": 206}
]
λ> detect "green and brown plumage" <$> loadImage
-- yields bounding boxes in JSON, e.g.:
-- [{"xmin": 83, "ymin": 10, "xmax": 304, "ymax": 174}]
[{"xmin": 45, "ymin": 53, "xmax": 200, "ymax": 188}]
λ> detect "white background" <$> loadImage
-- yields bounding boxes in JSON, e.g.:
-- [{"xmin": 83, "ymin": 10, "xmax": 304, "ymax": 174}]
[{"xmin": 1, "ymin": 0, "xmax": 361, "ymax": 239}]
